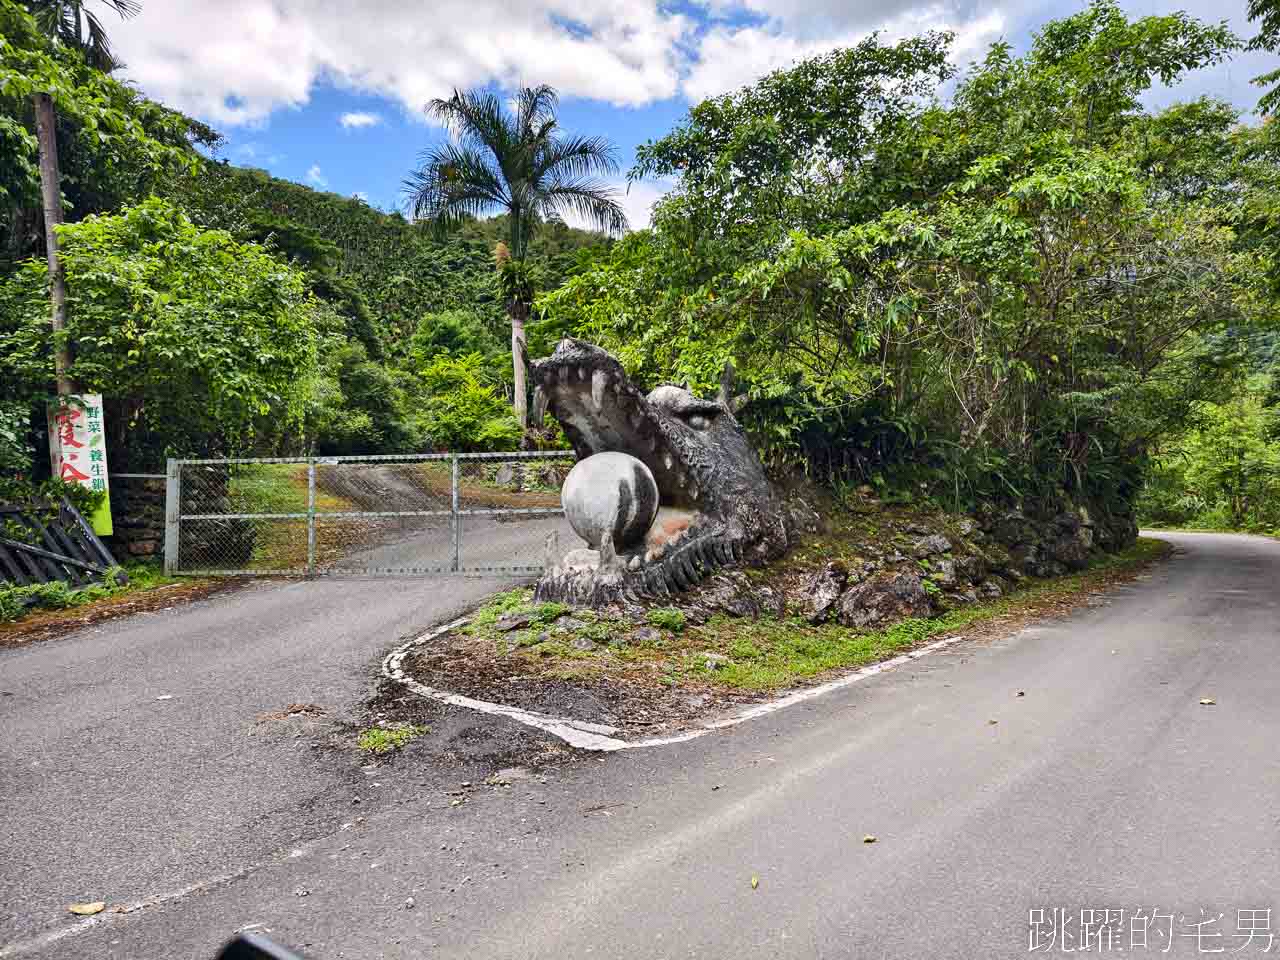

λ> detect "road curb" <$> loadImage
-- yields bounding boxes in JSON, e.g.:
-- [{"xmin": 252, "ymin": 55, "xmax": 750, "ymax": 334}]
[{"xmin": 381, "ymin": 619, "xmax": 972, "ymax": 752}]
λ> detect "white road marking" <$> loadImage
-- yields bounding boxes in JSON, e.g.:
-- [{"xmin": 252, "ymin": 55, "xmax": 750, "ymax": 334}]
[{"xmin": 382, "ymin": 618, "xmax": 972, "ymax": 752}]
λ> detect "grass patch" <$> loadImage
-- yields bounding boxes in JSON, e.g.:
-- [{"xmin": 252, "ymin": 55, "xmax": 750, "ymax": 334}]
[
  {"xmin": 0, "ymin": 563, "xmax": 178, "ymax": 624},
  {"xmin": 645, "ymin": 607, "xmax": 686, "ymax": 632},
  {"xmin": 696, "ymin": 537, "xmax": 1168, "ymax": 691},
  {"xmin": 357, "ymin": 723, "xmax": 428, "ymax": 755}
]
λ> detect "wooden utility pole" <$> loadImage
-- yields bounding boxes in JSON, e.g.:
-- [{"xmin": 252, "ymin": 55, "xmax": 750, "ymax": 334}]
[{"xmin": 33, "ymin": 92, "xmax": 72, "ymax": 396}]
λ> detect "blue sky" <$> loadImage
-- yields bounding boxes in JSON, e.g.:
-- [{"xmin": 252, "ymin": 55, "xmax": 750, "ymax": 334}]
[{"xmin": 109, "ymin": 0, "xmax": 1274, "ymax": 227}]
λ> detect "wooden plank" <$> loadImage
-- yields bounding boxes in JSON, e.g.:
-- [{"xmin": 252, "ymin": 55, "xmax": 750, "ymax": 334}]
[
  {"xmin": 0, "ymin": 538, "xmax": 108, "ymax": 575},
  {"xmin": 0, "ymin": 544, "xmax": 31, "ymax": 585},
  {"xmin": 61, "ymin": 497, "xmax": 122, "ymax": 576},
  {"xmin": 21, "ymin": 513, "xmax": 87, "ymax": 587},
  {"xmin": 8, "ymin": 540, "xmax": 46, "ymax": 583},
  {"xmin": 44, "ymin": 520, "xmax": 91, "ymax": 580},
  {"xmin": 14, "ymin": 516, "xmax": 73, "ymax": 585}
]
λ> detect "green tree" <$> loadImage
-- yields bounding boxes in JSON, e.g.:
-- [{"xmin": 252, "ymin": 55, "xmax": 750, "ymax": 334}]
[
  {"xmin": 541, "ymin": 1, "xmax": 1259, "ymax": 513},
  {"xmin": 414, "ymin": 353, "xmax": 521, "ymax": 452},
  {"xmin": 1247, "ymin": 0, "xmax": 1280, "ymax": 113},
  {"xmin": 22, "ymin": 0, "xmax": 138, "ymax": 71},
  {"xmin": 402, "ymin": 85, "xmax": 627, "ymax": 430},
  {"xmin": 0, "ymin": 197, "xmax": 321, "ymax": 463}
]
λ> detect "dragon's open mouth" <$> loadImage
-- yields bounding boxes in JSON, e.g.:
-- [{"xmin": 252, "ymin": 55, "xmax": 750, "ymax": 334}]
[{"xmin": 532, "ymin": 340, "xmax": 790, "ymax": 605}]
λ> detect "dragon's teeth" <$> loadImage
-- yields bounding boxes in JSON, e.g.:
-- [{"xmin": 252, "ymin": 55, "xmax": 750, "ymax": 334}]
[
  {"xmin": 591, "ymin": 370, "xmax": 607, "ymax": 412},
  {"xmin": 663, "ymin": 454, "xmax": 673, "ymax": 470}
]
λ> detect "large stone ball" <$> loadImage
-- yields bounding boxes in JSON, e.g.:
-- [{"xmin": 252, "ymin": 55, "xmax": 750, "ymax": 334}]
[{"xmin": 562, "ymin": 452, "xmax": 659, "ymax": 552}]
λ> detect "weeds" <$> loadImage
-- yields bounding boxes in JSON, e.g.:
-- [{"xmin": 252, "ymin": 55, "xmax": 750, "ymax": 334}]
[
  {"xmin": 357, "ymin": 723, "xmax": 428, "ymax": 755},
  {"xmin": 0, "ymin": 564, "xmax": 162, "ymax": 624},
  {"xmin": 645, "ymin": 607, "xmax": 686, "ymax": 632}
]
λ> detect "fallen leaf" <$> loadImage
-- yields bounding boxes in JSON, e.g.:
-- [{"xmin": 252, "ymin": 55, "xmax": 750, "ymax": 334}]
[
  {"xmin": 863, "ymin": 835, "xmax": 877, "ymax": 844},
  {"xmin": 1199, "ymin": 698, "xmax": 1216, "ymax": 706},
  {"xmin": 750, "ymin": 875, "xmax": 759, "ymax": 889},
  {"xmin": 68, "ymin": 902, "xmax": 105, "ymax": 916},
  {"xmin": 1016, "ymin": 691, "xmax": 1025, "ymax": 697},
  {"xmin": 988, "ymin": 719, "xmax": 999, "ymax": 725},
  {"xmin": 154, "ymin": 695, "xmax": 173, "ymax": 701}
]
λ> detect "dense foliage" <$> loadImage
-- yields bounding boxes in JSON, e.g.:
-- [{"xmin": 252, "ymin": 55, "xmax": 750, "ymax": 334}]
[
  {"xmin": 0, "ymin": 197, "xmax": 322, "ymax": 458},
  {"xmin": 541, "ymin": 2, "xmax": 1275, "ymax": 519},
  {"xmin": 5, "ymin": 0, "xmax": 1280, "ymax": 539},
  {"xmin": 1138, "ymin": 338, "xmax": 1280, "ymax": 533}
]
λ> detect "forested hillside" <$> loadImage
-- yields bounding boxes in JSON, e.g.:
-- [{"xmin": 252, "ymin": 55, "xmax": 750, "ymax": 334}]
[{"xmin": 0, "ymin": 0, "xmax": 604, "ymax": 477}]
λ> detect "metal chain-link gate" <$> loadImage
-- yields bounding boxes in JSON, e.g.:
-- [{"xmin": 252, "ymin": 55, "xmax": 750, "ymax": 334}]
[{"xmin": 164, "ymin": 452, "xmax": 576, "ymax": 577}]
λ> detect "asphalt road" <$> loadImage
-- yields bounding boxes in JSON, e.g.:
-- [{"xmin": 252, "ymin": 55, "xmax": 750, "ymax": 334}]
[{"xmin": 3, "ymin": 531, "xmax": 1279, "ymax": 959}]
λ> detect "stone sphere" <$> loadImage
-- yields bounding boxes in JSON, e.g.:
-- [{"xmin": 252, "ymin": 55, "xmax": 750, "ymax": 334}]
[{"xmin": 562, "ymin": 452, "xmax": 659, "ymax": 552}]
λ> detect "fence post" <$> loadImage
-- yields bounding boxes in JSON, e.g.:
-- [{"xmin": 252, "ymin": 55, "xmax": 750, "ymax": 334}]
[
  {"xmin": 450, "ymin": 453, "xmax": 460, "ymax": 572},
  {"xmin": 307, "ymin": 459, "xmax": 316, "ymax": 578},
  {"xmin": 163, "ymin": 458, "xmax": 180, "ymax": 575}
]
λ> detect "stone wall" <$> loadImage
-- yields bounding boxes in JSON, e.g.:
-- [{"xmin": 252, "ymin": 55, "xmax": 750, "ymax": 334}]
[{"xmin": 105, "ymin": 475, "xmax": 167, "ymax": 562}]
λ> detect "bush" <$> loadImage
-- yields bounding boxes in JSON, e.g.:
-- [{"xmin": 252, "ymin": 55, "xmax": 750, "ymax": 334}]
[{"xmin": 414, "ymin": 353, "xmax": 521, "ymax": 452}]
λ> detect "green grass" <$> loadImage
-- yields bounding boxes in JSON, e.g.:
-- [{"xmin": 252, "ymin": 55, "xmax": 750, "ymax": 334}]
[
  {"xmin": 356, "ymin": 723, "xmax": 429, "ymax": 754},
  {"xmin": 465, "ymin": 589, "xmax": 571, "ymax": 636},
  {"xmin": 0, "ymin": 563, "xmax": 179, "ymax": 624},
  {"xmin": 457, "ymin": 537, "xmax": 1169, "ymax": 695},
  {"xmin": 645, "ymin": 607, "xmax": 686, "ymax": 632},
  {"xmin": 694, "ymin": 537, "xmax": 1168, "ymax": 691}
]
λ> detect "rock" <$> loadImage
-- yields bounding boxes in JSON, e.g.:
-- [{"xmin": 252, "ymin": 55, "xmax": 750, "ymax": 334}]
[
  {"xmin": 404, "ymin": 897, "xmax": 416, "ymax": 910},
  {"xmin": 978, "ymin": 578, "xmax": 1005, "ymax": 599},
  {"xmin": 955, "ymin": 554, "xmax": 988, "ymax": 584},
  {"xmin": 955, "ymin": 517, "xmax": 977, "ymax": 537},
  {"xmin": 807, "ymin": 561, "xmax": 849, "ymax": 623},
  {"xmin": 754, "ymin": 585, "xmax": 787, "ymax": 619},
  {"xmin": 785, "ymin": 496, "xmax": 822, "ymax": 536},
  {"xmin": 904, "ymin": 521, "xmax": 934, "ymax": 535},
  {"xmin": 570, "ymin": 636, "xmax": 596, "ymax": 651},
  {"xmin": 911, "ymin": 534, "xmax": 952, "ymax": 559},
  {"xmin": 991, "ymin": 511, "xmax": 1039, "ymax": 548},
  {"xmin": 1046, "ymin": 534, "xmax": 1090, "ymax": 571},
  {"xmin": 493, "ymin": 463, "xmax": 516, "ymax": 487},
  {"xmin": 690, "ymin": 572, "xmax": 763, "ymax": 619},
  {"xmin": 702, "ymin": 653, "xmax": 730, "ymax": 670},
  {"xmin": 930, "ymin": 558, "xmax": 960, "ymax": 588},
  {"xmin": 1009, "ymin": 542, "xmax": 1041, "ymax": 575},
  {"xmin": 837, "ymin": 572, "xmax": 933, "ymax": 629},
  {"xmin": 632, "ymin": 626, "xmax": 663, "ymax": 645},
  {"xmin": 494, "ymin": 613, "xmax": 532, "ymax": 632},
  {"xmin": 555, "ymin": 616, "xmax": 587, "ymax": 631}
]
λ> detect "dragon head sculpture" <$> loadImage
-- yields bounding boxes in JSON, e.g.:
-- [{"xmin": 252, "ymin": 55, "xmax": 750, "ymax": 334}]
[{"xmin": 532, "ymin": 339, "xmax": 790, "ymax": 605}]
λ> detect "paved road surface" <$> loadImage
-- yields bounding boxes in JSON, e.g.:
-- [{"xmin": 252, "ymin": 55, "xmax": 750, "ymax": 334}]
[{"xmin": 3, "ymin": 532, "xmax": 1278, "ymax": 958}]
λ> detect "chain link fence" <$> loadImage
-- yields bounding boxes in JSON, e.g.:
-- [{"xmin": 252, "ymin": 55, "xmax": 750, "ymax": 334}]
[{"xmin": 165, "ymin": 452, "xmax": 576, "ymax": 577}]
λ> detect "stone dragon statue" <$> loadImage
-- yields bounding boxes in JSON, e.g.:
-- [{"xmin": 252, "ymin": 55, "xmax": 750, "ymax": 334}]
[{"xmin": 531, "ymin": 339, "xmax": 791, "ymax": 606}]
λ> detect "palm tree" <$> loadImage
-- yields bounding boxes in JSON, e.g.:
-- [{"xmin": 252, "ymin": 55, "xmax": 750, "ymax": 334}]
[
  {"xmin": 26, "ymin": 0, "xmax": 139, "ymax": 395},
  {"xmin": 403, "ymin": 85, "xmax": 627, "ymax": 430},
  {"xmin": 26, "ymin": 0, "xmax": 139, "ymax": 71}
]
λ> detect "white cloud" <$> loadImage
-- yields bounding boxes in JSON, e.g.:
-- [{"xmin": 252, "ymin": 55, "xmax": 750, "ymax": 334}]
[
  {"xmin": 306, "ymin": 164, "xmax": 328, "ymax": 188},
  {"xmin": 106, "ymin": 0, "xmax": 1265, "ymax": 132},
  {"xmin": 685, "ymin": 5, "xmax": 1007, "ymax": 101},
  {"xmin": 556, "ymin": 177, "xmax": 670, "ymax": 232},
  {"xmin": 340, "ymin": 111, "xmax": 382, "ymax": 129},
  {"xmin": 111, "ymin": 0, "xmax": 692, "ymax": 126}
]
